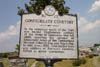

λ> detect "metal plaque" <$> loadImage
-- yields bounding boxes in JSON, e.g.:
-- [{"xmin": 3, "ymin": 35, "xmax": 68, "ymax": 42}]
[{"xmin": 19, "ymin": 11, "xmax": 79, "ymax": 59}]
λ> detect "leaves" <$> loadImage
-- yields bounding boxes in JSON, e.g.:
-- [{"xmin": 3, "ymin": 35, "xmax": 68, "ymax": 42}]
[
  {"xmin": 17, "ymin": 0, "xmax": 70, "ymax": 16},
  {"xmin": 15, "ymin": 44, "xmax": 20, "ymax": 51},
  {"xmin": 17, "ymin": 8, "xmax": 25, "ymax": 16}
]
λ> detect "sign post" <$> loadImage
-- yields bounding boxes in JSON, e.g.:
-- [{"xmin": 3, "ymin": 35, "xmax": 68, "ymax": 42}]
[
  {"xmin": 19, "ymin": 5, "xmax": 79, "ymax": 67},
  {"xmin": 36, "ymin": 59, "xmax": 62, "ymax": 67}
]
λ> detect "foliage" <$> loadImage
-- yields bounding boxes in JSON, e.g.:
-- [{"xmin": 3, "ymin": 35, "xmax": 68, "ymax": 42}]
[
  {"xmin": 0, "ymin": 58, "xmax": 9, "ymax": 67},
  {"xmin": 72, "ymin": 60, "xmax": 81, "ymax": 66},
  {"xmin": 72, "ymin": 58, "xmax": 87, "ymax": 66},
  {"xmin": 17, "ymin": 0, "xmax": 70, "ymax": 16},
  {"xmin": 93, "ymin": 44, "xmax": 100, "ymax": 47},
  {"xmin": 17, "ymin": 7, "xmax": 25, "ymax": 16},
  {"xmin": 15, "ymin": 44, "xmax": 20, "ymax": 52},
  {"xmin": 0, "ymin": 53, "xmax": 8, "ymax": 58},
  {"xmin": 80, "ymin": 58, "xmax": 87, "ymax": 64},
  {"xmin": 38, "ymin": 61, "xmax": 45, "ymax": 67},
  {"xmin": 88, "ymin": 54, "xmax": 94, "ymax": 58}
]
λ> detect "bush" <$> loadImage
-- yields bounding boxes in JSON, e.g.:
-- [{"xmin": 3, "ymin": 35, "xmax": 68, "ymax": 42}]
[
  {"xmin": 73, "ymin": 58, "xmax": 87, "ymax": 66},
  {"xmin": 88, "ymin": 54, "xmax": 94, "ymax": 58},
  {"xmin": 0, "ymin": 53, "xmax": 8, "ymax": 58},
  {"xmin": 72, "ymin": 60, "xmax": 81, "ymax": 66},
  {"xmin": 80, "ymin": 58, "xmax": 87, "ymax": 64}
]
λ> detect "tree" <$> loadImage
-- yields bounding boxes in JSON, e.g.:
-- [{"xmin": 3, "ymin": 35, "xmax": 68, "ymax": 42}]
[
  {"xmin": 17, "ymin": 0, "xmax": 70, "ymax": 16},
  {"xmin": 93, "ymin": 44, "xmax": 100, "ymax": 47},
  {"xmin": 15, "ymin": 44, "xmax": 20, "ymax": 52}
]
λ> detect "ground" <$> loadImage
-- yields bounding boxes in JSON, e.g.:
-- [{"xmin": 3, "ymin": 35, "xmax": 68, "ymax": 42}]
[
  {"xmin": 0, "ymin": 58, "xmax": 9, "ymax": 67},
  {"xmin": 92, "ymin": 56, "xmax": 100, "ymax": 67},
  {"xmin": 54, "ymin": 58, "xmax": 94, "ymax": 67},
  {"xmin": 0, "ymin": 56, "xmax": 100, "ymax": 67}
]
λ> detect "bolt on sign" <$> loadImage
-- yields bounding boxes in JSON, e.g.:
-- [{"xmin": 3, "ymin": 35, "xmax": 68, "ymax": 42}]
[{"xmin": 19, "ymin": 5, "xmax": 79, "ymax": 59}]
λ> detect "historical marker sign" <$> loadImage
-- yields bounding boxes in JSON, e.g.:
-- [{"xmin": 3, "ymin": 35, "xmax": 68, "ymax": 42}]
[{"xmin": 19, "ymin": 5, "xmax": 79, "ymax": 59}]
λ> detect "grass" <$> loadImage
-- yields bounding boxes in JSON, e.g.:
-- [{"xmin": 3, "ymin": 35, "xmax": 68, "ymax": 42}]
[
  {"xmin": 80, "ymin": 57, "xmax": 94, "ymax": 67},
  {"xmin": 28, "ymin": 59, "xmax": 45, "ymax": 67},
  {"xmin": 98, "ymin": 56, "xmax": 100, "ymax": 62},
  {"xmin": 38, "ymin": 61, "xmax": 45, "ymax": 67},
  {"xmin": 0, "ymin": 57, "xmax": 98, "ymax": 67},
  {"xmin": 28, "ymin": 59, "xmax": 35, "ymax": 67},
  {"xmin": 54, "ymin": 57, "xmax": 94, "ymax": 67},
  {"xmin": 54, "ymin": 60, "xmax": 73, "ymax": 67},
  {"xmin": 0, "ymin": 58, "xmax": 9, "ymax": 67},
  {"xmin": 0, "ymin": 58, "xmax": 36, "ymax": 67}
]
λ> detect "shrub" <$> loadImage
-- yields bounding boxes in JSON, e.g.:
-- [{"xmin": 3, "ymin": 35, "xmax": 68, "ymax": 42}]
[
  {"xmin": 0, "ymin": 53, "xmax": 8, "ymax": 58},
  {"xmin": 72, "ymin": 58, "xmax": 87, "ymax": 66},
  {"xmin": 72, "ymin": 60, "xmax": 81, "ymax": 66},
  {"xmin": 80, "ymin": 58, "xmax": 87, "ymax": 64},
  {"xmin": 88, "ymin": 54, "xmax": 94, "ymax": 58}
]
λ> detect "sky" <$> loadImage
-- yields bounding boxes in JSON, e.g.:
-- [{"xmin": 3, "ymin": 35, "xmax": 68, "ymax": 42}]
[{"xmin": 0, "ymin": 0, "xmax": 100, "ymax": 52}]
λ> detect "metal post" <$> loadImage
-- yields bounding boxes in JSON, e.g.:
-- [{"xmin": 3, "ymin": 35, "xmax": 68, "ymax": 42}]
[
  {"xmin": 36, "ymin": 59, "xmax": 62, "ymax": 67},
  {"xmin": 25, "ymin": 59, "xmax": 28, "ymax": 67},
  {"xmin": 44, "ymin": 59, "xmax": 52, "ymax": 67},
  {"xmin": 45, "ymin": 59, "xmax": 62, "ymax": 67}
]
